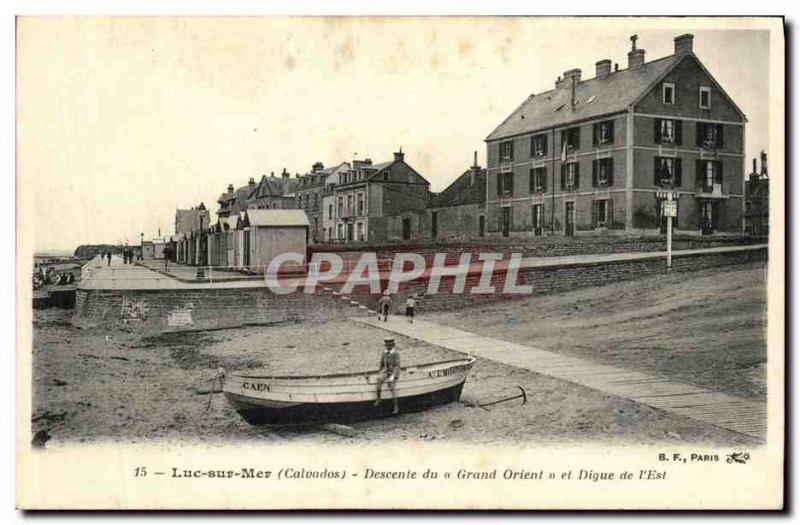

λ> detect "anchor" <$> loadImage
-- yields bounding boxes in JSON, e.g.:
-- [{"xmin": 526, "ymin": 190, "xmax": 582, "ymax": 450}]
[{"xmin": 477, "ymin": 386, "xmax": 527, "ymax": 411}]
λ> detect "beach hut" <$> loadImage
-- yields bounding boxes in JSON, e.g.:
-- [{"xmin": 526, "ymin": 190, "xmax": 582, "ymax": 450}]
[{"xmin": 238, "ymin": 209, "xmax": 309, "ymax": 273}]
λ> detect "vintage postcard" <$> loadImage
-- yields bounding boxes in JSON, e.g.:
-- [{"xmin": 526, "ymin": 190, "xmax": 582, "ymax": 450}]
[{"xmin": 16, "ymin": 16, "xmax": 784, "ymax": 509}]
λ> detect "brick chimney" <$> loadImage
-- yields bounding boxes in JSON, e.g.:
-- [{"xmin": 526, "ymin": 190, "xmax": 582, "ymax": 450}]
[
  {"xmin": 595, "ymin": 59, "xmax": 612, "ymax": 79},
  {"xmin": 281, "ymin": 168, "xmax": 289, "ymax": 178},
  {"xmin": 227, "ymin": 183, "xmax": 234, "ymax": 193},
  {"xmin": 248, "ymin": 177, "xmax": 255, "ymax": 187},
  {"xmin": 674, "ymin": 34, "xmax": 694, "ymax": 56},
  {"xmin": 627, "ymin": 34, "xmax": 645, "ymax": 69},
  {"xmin": 628, "ymin": 48, "xmax": 645, "ymax": 68},
  {"xmin": 556, "ymin": 69, "xmax": 581, "ymax": 89},
  {"xmin": 394, "ymin": 148, "xmax": 404, "ymax": 162}
]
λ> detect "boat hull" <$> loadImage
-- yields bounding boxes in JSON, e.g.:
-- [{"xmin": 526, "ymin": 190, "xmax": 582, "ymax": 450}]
[
  {"xmin": 223, "ymin": 357, "xmax": 475, "ymax": 425},
  {"xmin": 225, "ymin": 381, "xmax": 465, "ymax": 425}
]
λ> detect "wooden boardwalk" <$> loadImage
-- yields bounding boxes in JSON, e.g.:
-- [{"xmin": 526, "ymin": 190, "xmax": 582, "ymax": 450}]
[{"xmin": 355, "ymin": 317, "xmax": 766, "ymax": 441}]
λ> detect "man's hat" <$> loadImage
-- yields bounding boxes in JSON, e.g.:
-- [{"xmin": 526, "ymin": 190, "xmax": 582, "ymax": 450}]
[{"xmin": 383, "ymin": 337, "xmax": 395, "ymax": 345}]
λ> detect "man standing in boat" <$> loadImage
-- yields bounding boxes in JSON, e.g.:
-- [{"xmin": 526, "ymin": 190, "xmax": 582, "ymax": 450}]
[{"xmin": 374, "ymin": 337, "xmax": 400, "ymax": 414}]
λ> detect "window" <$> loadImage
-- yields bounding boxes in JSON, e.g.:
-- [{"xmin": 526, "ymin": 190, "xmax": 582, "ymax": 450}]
[
  {"xmin": 328, "ymin": 204, "xmax": 333, "ymax": 219},
  {"xmin": 593, "ymin": 121, "xmax": 614, "ymax": 145},
  {"xmin": 500, "ymin": 141, "xmax": 514, "ymax": 161},
  {"xmin": 497, "ymin": 172, "xmax": 514, "ymax": 196},
  {"xmin": 357, "ymin": 192, "xmax": 365, "ymax": 215},
  {"xmin": 562, "ymin": 127, "xmax": 580, "ymax": 151},
  {"xmin": 561, "ymin": 162, "xmax": 579, "ymax": 190},
  {"xmin": 337, "ymin": 196, "xmax": 344, "ymax": 217},
  {"xmin": 654, "ymin": 118, "xmax": 682, "ymax": 144},
  {"xmin": 594, "ymin": 199, "xmax": 612, "ymax": 228},
  {"xmin": 697, "ymin": 122, "xmax": 724, "ymax": 149},
  {"xmin": 699, "ymin": 87, "xmax": 711, "ymax": 109},
  {"xmin": 696, "ymin": 160, "xmax": 723, "ymax": 192},
  {"xmin": 346, "ymin": 194, "xmax": 354, "ymax": 215},
  {"xmin": 662, "ymin": 82, "xmax": 675, "ymax": 104},
  {"xmin": 337, "ymin": 224, "xmax": 343, "ymax": 239},
  {"xmin": 531, "ymin": 134, "xmax": 548, "ymax": 157},
  {"xmin": 592, "ymin": 158, "xmax": 614, "ymax": 187},
  {"xmin": 529, "ymin": 167, "xmax": 547, "ymax": 193},
  {"xmin": 654, "ymin": 156, "xmax": 682, "ymax": 187},
  {"xmin": 356, "ymin": 222, "xmax": 364, "ymax": 241}
]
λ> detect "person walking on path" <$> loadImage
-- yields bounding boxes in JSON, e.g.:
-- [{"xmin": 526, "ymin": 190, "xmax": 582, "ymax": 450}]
[
  {"xmin": 405, "ymin": 294, "xmax": 417, "ymax": 324},
  {"xmin": 378, "ymin": 290, "xmax": 393, "ymax": 322},
  {"xmin": 374, "ymin": 337, "xmax": 401, "ymax": 414},
  {"xmin": 106, "ymin": 251, "xmax": 112, "ymax": 266}
]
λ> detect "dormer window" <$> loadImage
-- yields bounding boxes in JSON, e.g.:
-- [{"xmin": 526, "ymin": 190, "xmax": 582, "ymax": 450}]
[
  {"xmin": 699, "ymin": 86, "xmax": 711, "ymax": 109},
  {"xmin": 662, "ymin": 82, "xmax": 675, "ymax": 105}
]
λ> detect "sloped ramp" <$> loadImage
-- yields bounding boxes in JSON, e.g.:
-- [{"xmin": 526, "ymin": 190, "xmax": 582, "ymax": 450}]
[{"xmin": 354, "ymin": 317, "xmax": 766, "ymax": 441}]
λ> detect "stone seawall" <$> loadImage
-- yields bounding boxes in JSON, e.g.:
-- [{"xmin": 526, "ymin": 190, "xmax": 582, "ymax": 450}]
[
  {"xmin": 343, "ymin": 246, "xmax": 768, "ymax": 312},
  {"xmin": 73, "ymin": 246, "xmax": 766, "ymax": 332},
  {"xmin": 73, "ymin": 286, "xmax": 358, "ymax": 332}
]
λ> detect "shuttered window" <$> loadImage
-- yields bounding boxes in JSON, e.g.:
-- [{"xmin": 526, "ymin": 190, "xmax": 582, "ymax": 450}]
[
  {"xmin": 592, "ymin": 158, "xmax": 614, "ymax": 187},
  {"xmin": 530, "ymin": 167, "xmax": 547, "ymax": 193},
  {"xmin": 593, "ymin": 121, "xmax": 615, "ymax": 145}
]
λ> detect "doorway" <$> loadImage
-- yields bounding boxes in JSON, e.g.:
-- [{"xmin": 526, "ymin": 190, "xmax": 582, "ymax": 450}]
[
  {"xmin": 402, "ymin": 218, "xmax": 411, "ymax": 240},
  {"xmin": 532, "ymin": 204, "xmax": 543, "ymax": 236},
  {"xmin": 565, "ymin": 202, "xmax": 575, "ymax": 236},
  {"xmin": 501, "ymin": 207, "xmax": 511, "ymax": 237}
]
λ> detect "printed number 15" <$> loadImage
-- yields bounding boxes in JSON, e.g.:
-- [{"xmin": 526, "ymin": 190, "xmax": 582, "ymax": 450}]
[{"xmin": 134, "ymin": 467, "xmax": 147, "ymax": 477}]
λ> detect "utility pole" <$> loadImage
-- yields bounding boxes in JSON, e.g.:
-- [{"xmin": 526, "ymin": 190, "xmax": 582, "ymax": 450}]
[{"xmin": 657, "ymin": 190, "xmax": 677, "ymax": 272}]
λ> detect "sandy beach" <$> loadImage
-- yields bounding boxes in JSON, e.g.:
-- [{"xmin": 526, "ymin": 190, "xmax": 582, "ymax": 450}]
[{"xmin": 31, "ymin": 263, "xmax": 765, "ymax": 447}]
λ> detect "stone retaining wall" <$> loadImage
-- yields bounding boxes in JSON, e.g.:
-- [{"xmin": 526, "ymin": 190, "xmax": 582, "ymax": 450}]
[{"xmin": 73, "ymin": 246, "xmax": 767, "ymax": 332}]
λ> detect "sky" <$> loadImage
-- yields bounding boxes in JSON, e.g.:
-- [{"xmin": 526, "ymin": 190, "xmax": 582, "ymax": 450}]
[{"xmin": 17, "ymin": 17, "xmax": 772, "ymax": 252}]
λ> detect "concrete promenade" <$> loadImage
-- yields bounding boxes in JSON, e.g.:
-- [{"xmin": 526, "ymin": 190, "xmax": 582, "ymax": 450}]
[
  {"xmin": 355, "ymin": 316, "xmax": 766, "ymax": 441},
  {"xmin": 79, "ymin": 243, "xmax": 767, "ymax": 291}
]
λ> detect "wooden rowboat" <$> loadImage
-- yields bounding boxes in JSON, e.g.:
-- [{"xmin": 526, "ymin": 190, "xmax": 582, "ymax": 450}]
[{"xmin": 223, "ymin": 357, "xmax": 476, "ymax": 424}]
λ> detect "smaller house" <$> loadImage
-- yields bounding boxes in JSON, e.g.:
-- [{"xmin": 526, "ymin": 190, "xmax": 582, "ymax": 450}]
[{"xmin": 237, "ymin": 209, "xmax": 310, "ymax": 273}]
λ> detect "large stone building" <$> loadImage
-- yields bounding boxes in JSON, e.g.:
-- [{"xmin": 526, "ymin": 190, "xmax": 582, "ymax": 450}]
[
  {"xmin": 296, "ymin": 161, "xmax": 349, "ymax": 243},
  {"xmin": 485, "ymin": 33, "xmax": 746, "ymax": 237},
  {"xmin": 745, "ymin": 151, "xmax": 769, "ymax": 237},
  {"xmin": 327, "ymin": 150, "xmax": 430, "ymax": 243}
]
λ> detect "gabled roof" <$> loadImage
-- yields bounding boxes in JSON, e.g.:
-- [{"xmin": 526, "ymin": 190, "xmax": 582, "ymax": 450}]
[
  {"xmin": 363, "ymin": 159, "xmax": 430, "ymax": 186},
  {"xmin": 430, "ymin": 167, "xmax": 486, "ymax": 207},
  {"xmin": 486, "ymin": 55, "xmax": 679, "ymax": 141},
  {"xmin": 243, "ymin": 209, "xmax": 310, "ymax": 228},
  {"xmin": 249, "ymin": 175, "xmax": 299, "ymax": 200}
]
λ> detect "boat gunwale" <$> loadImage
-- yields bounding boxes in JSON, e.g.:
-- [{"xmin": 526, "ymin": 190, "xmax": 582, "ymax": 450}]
[{"xmin": 228, "ymin": 357, "xmax": 476, "ymax": 381}]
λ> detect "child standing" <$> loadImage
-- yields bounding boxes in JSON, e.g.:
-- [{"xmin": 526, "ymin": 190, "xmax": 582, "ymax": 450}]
[{"xmin": 405, "ymin": 295, "xmax": 417, "ymax": 323}]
